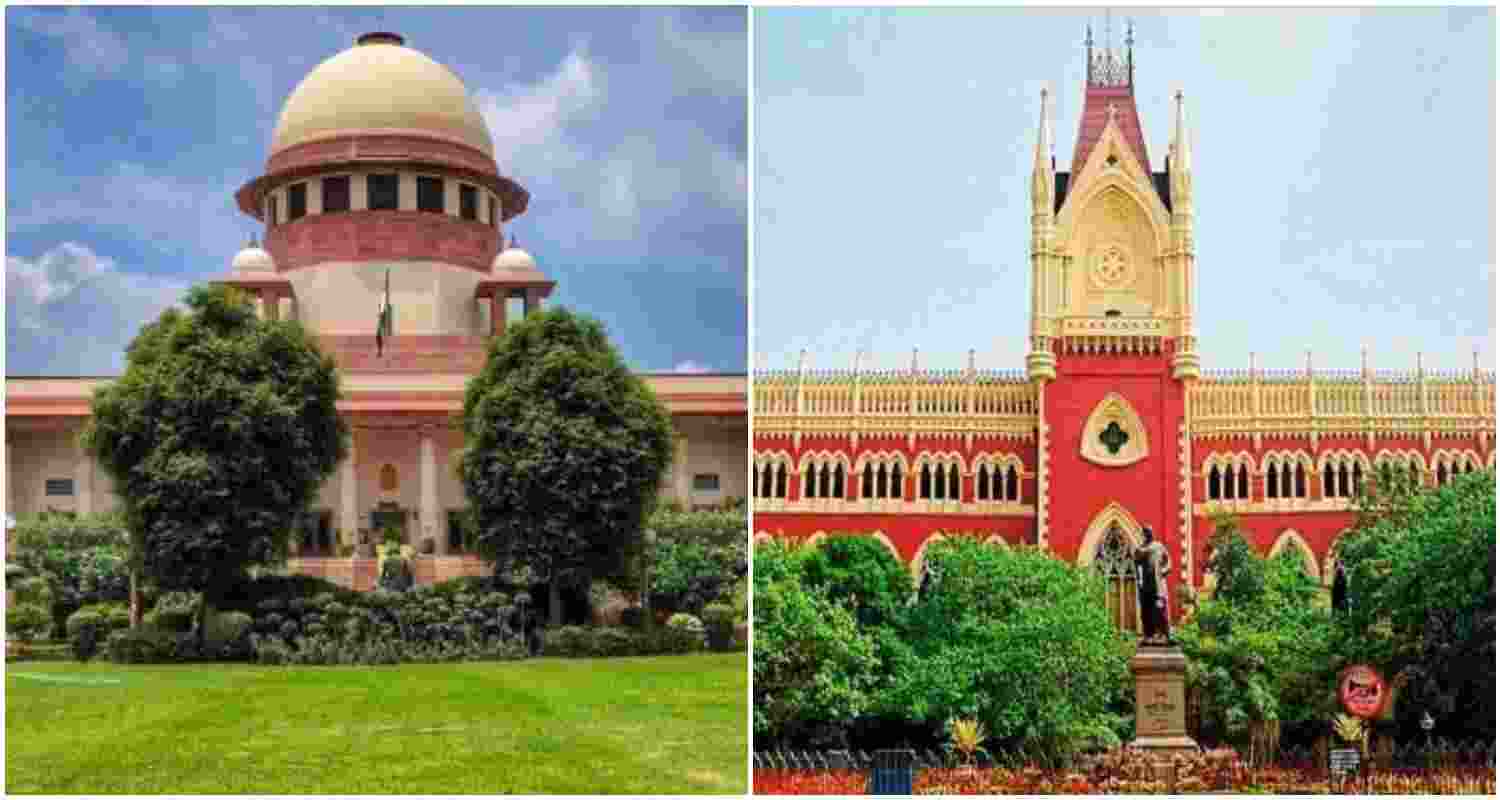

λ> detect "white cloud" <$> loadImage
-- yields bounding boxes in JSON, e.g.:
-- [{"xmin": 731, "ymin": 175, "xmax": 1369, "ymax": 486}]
[
  {"xmin": 673, "ymin": 360, "xmax": 712, "ymax": 374},
  {"xmin": 7, "ymin": 243, "xmax": 188, "ymax": 374},
  {"xmin": 474, "ymin": 48, "xmax": 601, "ymax": 171},
  {"xmin": 652, "ymin": 12, "xmax": 747, "ymax": 96},
  {"xmin": 13, "ymin": 8, "xmax": 129, "ymax": 85},
  {"xmin": 8, "ymin": 162, "xmax": 251, "ymax": 261}
]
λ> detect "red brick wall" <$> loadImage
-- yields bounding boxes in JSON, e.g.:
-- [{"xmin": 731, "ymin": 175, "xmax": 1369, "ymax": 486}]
[{"xmin": 265, "ymin": 209, "xmax": 500, "ymax": 272}]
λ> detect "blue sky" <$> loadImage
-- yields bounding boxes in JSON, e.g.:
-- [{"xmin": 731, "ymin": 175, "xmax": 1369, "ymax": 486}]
[
  {"xmin": 6, "ymin": 6, "xmax": 746, "ymax": 376},
  {"xmin": 755, "ymin": 8, "xmax": 1494, "ymax": 373}
]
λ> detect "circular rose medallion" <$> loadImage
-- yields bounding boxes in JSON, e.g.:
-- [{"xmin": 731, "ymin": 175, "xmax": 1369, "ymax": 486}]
[
  {"xmin": 1338, "ymin": 664, "xmax": 1387, "ymax": 719},
  {"xmin": 1092, "ymin": 244, "xmax": 1132, "ymax": 289}
]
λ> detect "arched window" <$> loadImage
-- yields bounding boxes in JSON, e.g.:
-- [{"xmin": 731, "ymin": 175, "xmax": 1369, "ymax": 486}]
[
  {"xmin": 1352, "ymin": 462, "xmax": 1362, "ymax": 496},
  {"xmin": 1267, "ymin": 463, "xmax": 1280, "ymax": 499},
  {"xmin": 1324, "ymin": 463, "xmax": 1335, "ymax": 497},
  {"xmin": 891, "ymin": 463, "xmax": 903, "ymax": 499},
  {"xmin": 977, "ymin": 465, "xmax": 990, "ymax": 500},
  {"xmin": 775, "ymin": 463, "xmax": 787, "ymax": 498},
  {"xmin": 1095, "ymin": 524, "xmax": 1138, "ymax": 633},
  {"xmin": 1295, "ymin": 462, "xmax": 1306, "ymax": 498},
  {"xmin": 949, "ymin": 464, "xmax": 961, "ymax": 501},
  {"xmin": 875, "ymin": 463, "xmax": 889, "ymax": 499},
  {"xmin": 863, "ymin": 463, "xmax": 875, "ymax": 499},
  {"xmin": 1006, "ymin": 465, "xmax": 1019, "ymax": 502},
  {"xmin": 920, "ymin": 464, "xmax": 932, "ymax": 499},
  {"xmin": 804, "ymin": 464, "xmax": 815, "ymax": 499},
  {"xmin": 1437, "ymin": 460, "xmax": 1449, "ymax": 485},
  {"xmin": 1208, "ymin": 465, "xmax": 1221, "ymax": 500},
  {"xmin": 833, "ymin": 464, "xmax": 845, "ymax": 499},
  {"xmin": 1237, "ymin": 464, "xmax": 1250, "ymax": 500},
  {"xmin": 1337, "ymin": 463, "xmax": 1350, "ymax": 498}
]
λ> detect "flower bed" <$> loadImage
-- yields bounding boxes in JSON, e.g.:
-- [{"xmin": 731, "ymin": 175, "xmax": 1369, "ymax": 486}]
[{"xmin": 752, "ymin": 748, "xmax": 1497, "ymax": 795}]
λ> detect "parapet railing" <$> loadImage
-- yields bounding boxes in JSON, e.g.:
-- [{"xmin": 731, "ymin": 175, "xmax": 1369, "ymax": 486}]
[
  {"xmin": 1190, "ymin": 365, "xmax": 1495, "ymax": 439},
  {"xmin": 754, "ymin": 368, "xmax": 1038, "ymax": 439}
]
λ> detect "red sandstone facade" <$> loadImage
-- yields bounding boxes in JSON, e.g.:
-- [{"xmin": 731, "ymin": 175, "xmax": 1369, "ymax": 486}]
[{"xmin": 751, "ymin": 41, "xmax": 1494, "ymax": 625}]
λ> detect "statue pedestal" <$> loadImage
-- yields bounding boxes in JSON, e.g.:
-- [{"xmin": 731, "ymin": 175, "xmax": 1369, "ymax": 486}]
[{"xmin": 1129, "ymin": 646, "xmax": 1199, "ymax": 755}]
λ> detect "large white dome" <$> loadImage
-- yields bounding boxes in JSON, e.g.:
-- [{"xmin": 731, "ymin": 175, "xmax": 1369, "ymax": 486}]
[{"xmin": 270, "ymin": 33, "xmax": 493, "ymax": 158}]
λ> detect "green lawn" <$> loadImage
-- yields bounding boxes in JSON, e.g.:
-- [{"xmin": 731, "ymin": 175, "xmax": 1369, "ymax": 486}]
[{"xmin": 6, "ymin": 654, "xmax": 747, "ymax": 794}]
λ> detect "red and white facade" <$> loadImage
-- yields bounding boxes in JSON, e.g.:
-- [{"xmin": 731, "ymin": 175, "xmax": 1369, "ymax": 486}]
[{"xmin": 751, "ymin": 42, "xmax": 1494, "ymax": 622}]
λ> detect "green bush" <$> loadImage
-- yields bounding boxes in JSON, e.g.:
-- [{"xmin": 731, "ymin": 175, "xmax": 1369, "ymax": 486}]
[
  {"xmin": 106, "ymin": 625, "xmax": 183, "ymax": 664},
  {"xmin": 753, "ymin": 569, "xmax": 878, "ymax": 742},
  {"xmin": 631, "ymin": 508, "xmax": 747, "ymax": 616},
  {"xmin": 203, "ymin": 611, "xmax": 255, "ymax": 660},
  {"xmin": 544, "ymin": 625, "xmax": 591, "ymax": 657},
  {"xmin": 66, "ymin": 602, "xmax": 129, "ymax": 661},
  {"xmin": 589, "ymin": 626, "xmax": 635, "ymax": 657},
  {"xmin": 798, "ymin": 534, "xmax": 911, "ymax": 628},
  {"xmin": 885, "ymin": 539, "xmax": 1130, "ymax": 762},
  {"xmin": 666, "ymin": 613, "xmax": 705, "ymax": 653},
  {"xmin": 146, "ymin": 591, "xmax": 199, "ymax": 633},
  {"xmin": 7, "ymin": 603, "xmax": 51, "ymax": 644},
  {"xmin": 701, "ymin": 604, "xmax": 736, "ymax": 652},
  {"xmin": 10, "ymin": 512, "xmax": 132, "ymax": 638}
]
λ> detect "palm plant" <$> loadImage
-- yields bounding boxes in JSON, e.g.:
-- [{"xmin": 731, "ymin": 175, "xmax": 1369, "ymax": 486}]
[{"xmin": 946, "ymin": 717, "xmax": 990, "ymax": 769}]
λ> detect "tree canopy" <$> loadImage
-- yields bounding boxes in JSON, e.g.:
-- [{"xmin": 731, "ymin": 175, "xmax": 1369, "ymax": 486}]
[
  {"xmin": 1337, "ymin": 467, "xmax": 1495, "ymax": 738},
  {"xmin": 81, "ymin": 284, "xmax": 347, "ymax": 624},
  {"xmin": 459, "ymin": 308, "xmax": 675, "ymax": 595}
]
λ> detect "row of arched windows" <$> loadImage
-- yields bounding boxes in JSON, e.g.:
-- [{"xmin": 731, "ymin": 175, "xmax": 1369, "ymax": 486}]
[
  {"xmin": 1204, "ymin": 448, "xmax": 1489, "ymax": 502},
  {"xmin": 975, "ymin": 463, "xmax": 1022, "ymax": 502},
  {"xmin": 752, "ymin": 453, "xmax": 1026, "ymax": 502}
]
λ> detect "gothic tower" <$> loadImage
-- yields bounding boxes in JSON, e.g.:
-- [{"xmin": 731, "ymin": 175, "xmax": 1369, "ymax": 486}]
[{"xmin": 1030, "ymin": 23, "xmax": 1196, "ymax": 609}]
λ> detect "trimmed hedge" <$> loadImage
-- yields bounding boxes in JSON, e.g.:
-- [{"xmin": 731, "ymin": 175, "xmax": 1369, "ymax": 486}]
[
  {"xmin": 65, "ymin": 603, "xmax": 131, "ymax": 661},
  {"xmin": 541, "ymin": 624, "xmax": 706, "ymax": 658},
  {"xmin": 702, "ymin": 604, "xmax": 737, "ymax": 652}
]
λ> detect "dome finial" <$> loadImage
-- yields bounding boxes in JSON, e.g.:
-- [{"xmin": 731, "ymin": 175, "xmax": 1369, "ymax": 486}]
[{"xmin": 357, "ymin": 32, "xmax": 405, "ymax": 47}]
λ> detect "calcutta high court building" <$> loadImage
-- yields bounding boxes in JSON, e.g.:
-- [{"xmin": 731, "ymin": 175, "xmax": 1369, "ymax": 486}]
[
  {"xmin": 5, "ymin": 33, "xmax": 749, "ymax": 589},
  {"xmin": 751, "ymin": 36, "xmax": 1495, "ymax": 629}
]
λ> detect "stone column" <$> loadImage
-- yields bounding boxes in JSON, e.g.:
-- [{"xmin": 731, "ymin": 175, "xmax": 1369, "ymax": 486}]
[
  {"xmin": 76, "ymin": 450, "xmax": 93, "ymax": 515},
  {"xmin": 7, "ymin": 442, "xmax": 15, "ymax": 517},
  {"xmin": 492, "ymin": 296, "xmax": 506, "ymax": 337},
  {"xmin": 674, "ymin": 434, "xmax": 691, "ymax": 507},
  {"xmin": 340, "ymin": 430, "xmax": 358, "ymax": 551},
  {"xmin": 421, "ymin": 429, "xmax": 440, "ymax": 555}
]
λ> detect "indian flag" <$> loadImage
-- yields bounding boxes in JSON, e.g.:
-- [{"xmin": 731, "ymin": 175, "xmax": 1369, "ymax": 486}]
[{"xmin": 376, "ymin": 268, "xmax": 393, "ymax": 357}]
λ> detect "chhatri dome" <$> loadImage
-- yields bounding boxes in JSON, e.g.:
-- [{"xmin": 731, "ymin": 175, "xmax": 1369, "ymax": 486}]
[
  {"xmin": 230, "ymin": 237, "xmax": 275, "ymax": 272},
  {"xmin": 271, "ymin": 32, "xmax": 494, "ymax": 159}
]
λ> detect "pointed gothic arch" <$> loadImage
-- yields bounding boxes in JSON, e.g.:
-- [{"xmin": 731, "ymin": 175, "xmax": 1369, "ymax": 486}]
[
  {"xmin": 1076, "ymin": 502, "xmax": 1145, "ymax": 567},
  {"xmin": 910, "ymin": 532, "xmax": 948, "ymax": 588},
  {"xmin": 1268, "ymin": 529, "xmax": 1319, "ymax": 580}
]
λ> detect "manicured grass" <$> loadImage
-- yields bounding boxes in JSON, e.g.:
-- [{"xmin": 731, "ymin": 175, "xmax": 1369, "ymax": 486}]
[{"xmin": 6, "ymin": 654, "xmax": 747, "ymax": 794}]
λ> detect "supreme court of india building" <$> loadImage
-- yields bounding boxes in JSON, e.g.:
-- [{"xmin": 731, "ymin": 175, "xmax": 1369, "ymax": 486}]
[
  {"xmin": 6, "ymin": 32, "xmax": 748, "ymax": 588},
  {"xmin": 752, "ymin": 37, "xmax": 1494, "ymax": 628}
]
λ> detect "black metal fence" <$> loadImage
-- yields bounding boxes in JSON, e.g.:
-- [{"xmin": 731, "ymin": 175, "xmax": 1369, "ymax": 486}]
[{"xmin": 753, "ymin": 740, "xmax": 1495, "ymax": 775}]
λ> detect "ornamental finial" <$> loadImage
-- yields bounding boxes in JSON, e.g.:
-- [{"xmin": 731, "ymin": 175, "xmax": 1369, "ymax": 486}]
[
  {"xmin": 911, "ymin": 347, "xmax": 920, "ymax": 374},
  {"xmin": 968, "ymin": 348, "xmax": 977, "ymax": 373},
  {"xmin": 1361, "ymin": 344, "xmax": 1370, "ymax": 377}
]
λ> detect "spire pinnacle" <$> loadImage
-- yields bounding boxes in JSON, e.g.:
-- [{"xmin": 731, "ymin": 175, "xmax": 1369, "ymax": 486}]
[
  {"xmin": 1034, "ymin": 84, "xmax": 1053, "ymax": 173},
  {"xmin": 1172, "ymin": 89, "xmax": 1193, "ymax": 173},
  {"xmin": 1088, "ymin": 12, "xmax": 1131, "ymax": 88}
]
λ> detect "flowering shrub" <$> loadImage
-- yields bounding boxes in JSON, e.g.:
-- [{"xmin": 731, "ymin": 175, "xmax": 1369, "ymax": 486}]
[{"xmin": 753, "ymin": 747, "xmax": 1496, "ymax": 795}]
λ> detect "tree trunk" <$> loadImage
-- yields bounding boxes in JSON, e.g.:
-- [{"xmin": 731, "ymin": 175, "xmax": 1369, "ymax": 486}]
[
  {"xmin": 194, "ymin": 594, "xmax": 209, "ymax": 653},
  {"xmin": 129, "ymin": 570, "xmax": 142, "ymax": 628},
  {"xmin": 549, "ymin": 579, "xmax": 562, "ymax": 627}
]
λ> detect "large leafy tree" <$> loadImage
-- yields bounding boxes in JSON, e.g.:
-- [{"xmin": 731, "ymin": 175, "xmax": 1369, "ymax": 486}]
[
  {"xmin": 459, "ymin": 308, "xmax": 674, "ymax": 625},
  {"xmin": 1178, "ymin": 517, "xmax": 1335, "ymax": 754},
  {"xmin": 752, "ymin": 540, "xmax": 880, "ymax": 743},
  {"xmin": 82, "ymin": 284, "xmax": 347, "ymax": 642},
  {"xmin": 798, "ymin": 533, "xmax": 911, "ymax": 628},
  {"xmin": 882, "ymin": 539, "xmax": 1131, "ymax": 763},
  {"xmin": 1336, "ymin": 468, "xmax": 1495, "ymax": 739}
]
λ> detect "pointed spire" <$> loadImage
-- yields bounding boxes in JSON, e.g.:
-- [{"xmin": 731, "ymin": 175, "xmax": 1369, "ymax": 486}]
[
  {"xmin": 1173, "ymin": 89, "xmax": 1193, "ymax": 173},
  {"xmin": 1034, "ymin": 84, "xmax": 1053, "ymax": 174},
  {"xmin": 1361, "ymin": 344, "xmax": 1370, "ymax": 378},
  {"xmin": 910, "ymin": 347, "xmax": 920, "ymax": 374},
  {"xmin": 797, "ymin": 348, "xmax": 808, "ymax": 374}
]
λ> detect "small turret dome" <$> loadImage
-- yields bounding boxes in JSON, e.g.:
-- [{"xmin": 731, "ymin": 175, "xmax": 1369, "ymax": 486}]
[
  {"xmin": 492, "ymin": 244, "xmax": 537, "ymax": 275},
  {"xmin": 232, "ymin": 239, "xmax": 275, "ymax": 272}
]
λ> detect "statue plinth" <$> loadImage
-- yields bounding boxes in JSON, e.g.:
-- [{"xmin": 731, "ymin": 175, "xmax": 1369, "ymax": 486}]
[{"xmin": 1129, "ymin": 645, "xmax": 1199, "ymax": 755}]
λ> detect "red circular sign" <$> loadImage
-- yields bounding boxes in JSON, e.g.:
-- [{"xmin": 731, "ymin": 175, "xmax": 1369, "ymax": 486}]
[{"xmin": 1339, "ymin": 665, "xmax": 1388, "ymax": 719}]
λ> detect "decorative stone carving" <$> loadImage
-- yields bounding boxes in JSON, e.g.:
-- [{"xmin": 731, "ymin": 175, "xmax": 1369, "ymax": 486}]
[
  {"xmin": 1080, "ymin": 392, "xmax": 1150, "ymax": 467},
  {"xmin": 1091, "ymin": 242, "xmax": 1133, "ymax": 289},
  {"xmin": 1129, "ymin": 646, "xmax": 1199, "ymax": 755}
]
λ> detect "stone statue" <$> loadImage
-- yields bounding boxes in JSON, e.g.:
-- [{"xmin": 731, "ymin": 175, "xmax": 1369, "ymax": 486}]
[{"xmin": 1135, "ymin": 526, "xmax": 1172, "ymax": 644}]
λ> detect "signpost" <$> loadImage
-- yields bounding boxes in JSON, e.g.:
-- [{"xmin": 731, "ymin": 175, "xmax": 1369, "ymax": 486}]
[
  {"xmin": 1338, "ymin": 664, "xmax": 1387, "ymax": 719},
  {"xmin": 1329, "ymin": 747, "xmax": 1361, "ymax": 781}
]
